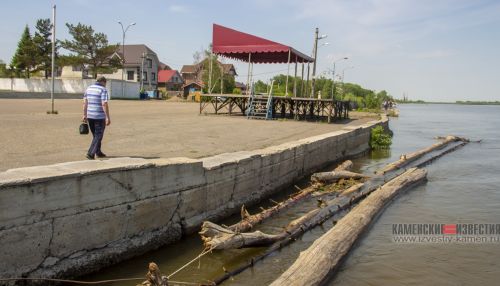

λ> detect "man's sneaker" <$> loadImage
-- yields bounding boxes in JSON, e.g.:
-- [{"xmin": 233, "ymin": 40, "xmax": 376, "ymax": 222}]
[
  {"xmin": 96, "ymin": 152, "xmax": 107, "ymax": 158},
  {"xmin": 86, "ymin": 153, "xmax": 95, "ymax": 160}
]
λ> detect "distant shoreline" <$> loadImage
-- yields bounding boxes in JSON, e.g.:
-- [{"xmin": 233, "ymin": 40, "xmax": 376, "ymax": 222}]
[
  {"xmin": 455, "ymin": 101, "xmax": 500, "ymax": 105},
  {"xmin": 397, "ymin": 100, "xmax": 500, "ymax": 106}
]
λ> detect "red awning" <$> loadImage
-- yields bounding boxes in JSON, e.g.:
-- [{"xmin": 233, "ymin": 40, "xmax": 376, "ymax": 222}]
[{"xmin": 212, "ymin": 24, "xmax": 313, "ymax": 64}]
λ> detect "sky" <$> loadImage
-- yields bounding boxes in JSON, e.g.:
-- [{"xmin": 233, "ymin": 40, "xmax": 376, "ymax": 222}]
[{"xmin": 0, "ymin": 0, "xmax": 499, "ymax": 102}]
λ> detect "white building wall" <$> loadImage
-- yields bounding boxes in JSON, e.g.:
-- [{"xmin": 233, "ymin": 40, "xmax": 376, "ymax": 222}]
[{"xmin": 0, "ymin": 78, "xmax": 140, "ymax": 99}]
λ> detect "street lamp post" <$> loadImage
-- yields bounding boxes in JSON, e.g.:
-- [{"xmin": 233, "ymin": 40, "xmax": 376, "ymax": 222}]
[
  {"xmin": 311, "ymin": 28, "xmax": 327, "ymax": 99},
  {"xmin": 331, "ymin": 57, "xmax": 348, "ymax": 100},
  {"xmin": 340, "ymin": 66, "xmax": 354, "ymax": 100},
  {"xmin": 140, "ymin": 52, "xmax": 145, "ymax": 91},
  {"xmin": 118, "ymin": 21, "xmax": 136, "ymax": 99}
]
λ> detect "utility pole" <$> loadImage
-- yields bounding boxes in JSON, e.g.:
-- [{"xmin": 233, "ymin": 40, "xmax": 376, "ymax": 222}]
[
  {"xmin": 311, "ymin": 28, "xmax": 328, "ymax": 99},
  {"xmin": 49, "ymin": 4, "xmax": 56, "ymax": 114},
  {"xmin": 311, "ymin": 28, "xmax": 319, "ymax": 99}
]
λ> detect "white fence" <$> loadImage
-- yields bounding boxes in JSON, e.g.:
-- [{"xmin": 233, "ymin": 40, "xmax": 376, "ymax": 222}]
[{"xmin": 0, "ymin": 78, "xmax": 140, "ymax": 99}]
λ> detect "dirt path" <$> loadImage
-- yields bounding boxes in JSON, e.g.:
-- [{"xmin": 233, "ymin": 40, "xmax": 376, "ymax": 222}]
[{"xmin": 0, "ymin": 99, "xmax": 377, "ymax": 171}]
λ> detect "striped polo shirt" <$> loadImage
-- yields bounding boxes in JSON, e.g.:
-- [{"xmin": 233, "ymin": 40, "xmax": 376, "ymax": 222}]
[{"xmin": 84, "ymin": 83, "xmax": 109, "ymax": 119}]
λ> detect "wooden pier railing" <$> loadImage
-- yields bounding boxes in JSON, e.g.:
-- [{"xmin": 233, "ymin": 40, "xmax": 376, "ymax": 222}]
[{"xmin": 199, "ymin": 94, "xmax": 349, "ymax": 123}]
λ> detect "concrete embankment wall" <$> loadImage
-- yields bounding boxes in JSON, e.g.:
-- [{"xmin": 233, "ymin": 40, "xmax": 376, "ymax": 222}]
[{"xmin": 0, "ymin": 117, "xmax": 388, "ymax": 281}]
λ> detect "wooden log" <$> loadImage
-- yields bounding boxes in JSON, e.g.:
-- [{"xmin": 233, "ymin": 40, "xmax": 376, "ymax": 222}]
[
  {"xmin": 339, "ymin": 182, "xmax": 364, "ymax": 196},
  {"xmin": 200, "ymin": 180, "xmax": 379, "ymax": 251},
  {"xmin": 310, "ymin": 159, "xmax": 367, "ymax": 184},
  {"xmin": 227, "ymin": 160, "xmax": 353, "ymax": 233},
  {"xmin": 334, "ymin": 160, "xmax": 353, "ymax": 171},
  {"xmin": 270, "ymin": 167, "xmax": 427, "ymax": 286},
  {"xmin": 310, "ymin": 170, "xmax": 369, "ymax": 184},
  {"xmin": 375, "ymin": 135, "xmax": 462, "ymax": 175},
  {"xmin": 200, "ymin": 221, "xmax": 282, "ymax": 250},
  {"xmin": 206, "ymin": 169, "xmax": 425, "ymax": 285},
  {"xmin": 205, "ymin": 185, "xmax": 379, "ymax": 285}
]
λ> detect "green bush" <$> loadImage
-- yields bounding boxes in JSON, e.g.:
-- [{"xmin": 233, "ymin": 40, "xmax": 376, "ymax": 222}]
[
  {"xmin": 370, "ymin": 126, "xmax": 392, "ymax": 149},
  {"xmin": 232, "ymin": 87, "xmax": 241, "ymax": 94}
]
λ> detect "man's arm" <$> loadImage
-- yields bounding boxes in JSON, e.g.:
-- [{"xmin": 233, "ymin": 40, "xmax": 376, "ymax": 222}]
[
  {"xmin": 83, "ymin": 98, "xmax": 88, "ymax": 121},
  {"xmin": 103, "ymin": 101, "xmax": 111, "ymax": 125},
  {"xmin": 101, "ymin": 88, "xmax": 111, "ymax": 126}
]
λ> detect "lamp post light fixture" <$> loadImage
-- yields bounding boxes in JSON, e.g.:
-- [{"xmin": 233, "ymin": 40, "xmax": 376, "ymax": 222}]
[
  {"xmin": 118, "ymin": 21, "xmax": 136, "ymax": 99},
  {"xmin": 331, "ymin": 57, "xmax": 349, "ymax": 100},
  {"xmin": 311, "ymin": 28, "xmax": 327, "ymax": 98},
  {"xmin": 341, "ymin": 66, "xmax": 355, "ymax": 101}
]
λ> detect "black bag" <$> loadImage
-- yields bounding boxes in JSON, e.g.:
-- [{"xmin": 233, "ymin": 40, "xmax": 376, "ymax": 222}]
[{"xmin": 79, "ymin": 122, "xmax": 89, "ymax": 135}]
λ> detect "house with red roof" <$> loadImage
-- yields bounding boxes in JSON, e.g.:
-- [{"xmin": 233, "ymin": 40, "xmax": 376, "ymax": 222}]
[{"xmin": 158, "ymin": 70, "xmax": 183, "ymax": 91}]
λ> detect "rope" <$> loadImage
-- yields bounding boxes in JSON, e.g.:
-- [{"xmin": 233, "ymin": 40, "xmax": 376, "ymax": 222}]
[
  {"xmin": 167, "ymin": 247, "xmax": 214, "ymax": 280},
  {"xmin": 0, "ymin": 277, "xmax": 200, "ymax": 285},
  {"xmin": 0, "ymin": 277, "xmax": 144, "ymax": 284},
  {"xmin": 1, "ymin": 247, "xmax": 216, "ymax": 285}
]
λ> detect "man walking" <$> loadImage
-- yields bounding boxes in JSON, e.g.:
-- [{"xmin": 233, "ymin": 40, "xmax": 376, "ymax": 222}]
[{"xmin": 83, "ymin": 76, "xmax": 111, "ymax": 160}]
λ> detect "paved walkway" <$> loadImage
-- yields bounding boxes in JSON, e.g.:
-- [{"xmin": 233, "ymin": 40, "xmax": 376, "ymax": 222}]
[{"xmin": 0, "ymin": 98, "xmax": 377, "ymax": 171}]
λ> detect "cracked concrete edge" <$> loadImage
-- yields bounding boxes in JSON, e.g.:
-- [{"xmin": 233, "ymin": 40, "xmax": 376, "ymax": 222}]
[
  {"xmin": 7, "ymin": 193, "xmax": 185, "ymax": 280},
  {"xmin": 0, "ymin": 157, "xmax": 199, "ymax": 188},
  {"xmin": 27, "ymin": 222, "xmax": 182, "ymax": 281}
]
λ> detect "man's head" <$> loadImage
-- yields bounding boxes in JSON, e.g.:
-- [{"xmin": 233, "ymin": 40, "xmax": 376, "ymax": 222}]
[{"xmin": 96, "ymin": 76, "xmax": 107, "ymax": 85}]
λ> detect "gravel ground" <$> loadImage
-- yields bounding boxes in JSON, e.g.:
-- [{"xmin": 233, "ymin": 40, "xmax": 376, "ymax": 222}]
[{"xmin": 0, "ymin": 98, "xmax": 377, "ymax": 171}]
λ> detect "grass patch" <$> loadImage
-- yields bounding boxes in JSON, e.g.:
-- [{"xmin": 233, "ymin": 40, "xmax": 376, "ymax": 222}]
[{"xmin": 370, "ymin": 125, "xmax": 392, "ymax": 149}]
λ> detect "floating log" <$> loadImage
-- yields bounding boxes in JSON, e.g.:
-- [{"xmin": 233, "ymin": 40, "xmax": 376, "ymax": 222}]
[
  {"xmin": 270, "ymin": 167, "xmax": 427, "ymax": 286},
  {"xmin": 333, "ymin": 160, "xmax": 353, "ymax": 171},
  {"xmin": 205, "ymin": 185, "xmax": 378, "ymax": 285},
  {"xmin": 414, "ymin": 139, "xmax": 468, "ymax": 169},
  {"xmin": 200, "ymin": 180, "xmax": 378, "ymax": 250},
  {"xmin": 311, "ymin": 170, "xmax": 369, "ymax": 184},
  {"xmin": 339, "ymin": 182, "xmax": 364, "ymax": 196},
  {"xmin": 227, "ymin": 160, "xmax": 353, "ymax": 233},
  {"xmin": 310, "ymin": 160, "xmax": 369, "ymax": 184},
  {"xmin": 200, "ymin": 221, "xmax": 282, "ymax": 250},
  {"xmin": 376, "ymin": 135, "xmax": 463, "ymax": 175}
]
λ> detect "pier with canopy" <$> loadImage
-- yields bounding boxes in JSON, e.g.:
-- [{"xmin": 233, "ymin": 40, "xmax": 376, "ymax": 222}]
[{"xmin": 200, "ymin": 24, "xmax": 349, "ymax": 122}]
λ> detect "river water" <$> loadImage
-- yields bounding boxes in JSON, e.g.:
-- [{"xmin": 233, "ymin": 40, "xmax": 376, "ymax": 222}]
[{"xmin": 87, "ymin": 104, "xmax": 500, "ymax": 285}]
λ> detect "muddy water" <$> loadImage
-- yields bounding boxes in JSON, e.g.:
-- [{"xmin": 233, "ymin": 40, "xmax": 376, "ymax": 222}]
[
  {"xmin": 87, "ymin": 104, "xmax": 500, "ymax": 285},
  {"xmin": 330, "ymin": 104, "xmax": 500, "ymax": 285}
]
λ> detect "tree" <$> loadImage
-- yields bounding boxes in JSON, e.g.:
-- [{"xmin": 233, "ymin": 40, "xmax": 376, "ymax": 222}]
[
  {"xmin": 269, "ymin": 74, "xmax": 310, "ymax": 97},
  {"xmin": 254, "ymin": 80, "xmax": 268, "ymax": 94},
  {"xmin": 223, "ymin": 73, "xmax": 236, "ymax": 93},
  {"xmin": 10, "ymin": 25, "xmax": 36, "ymax": 78},
  {"xmin": 270, "ymin": 74, "xmax": 288, "ymax": 96},
  {"xmin": 60, "ymin": 23, "xmax": 120, "ymax": 78},
  {"xmin": 199, "ymin": 50, "xmax": 236, "ymax": 93},
  {"xmin": 201, "ymin": 55, "xmax": 222, "ymax": 93},
  {"xmin": 0, "ymin": 60, "xmax": 12, "ymax": 78},
  {"xmin": 32, "ymin": 18, "xmax": 56, "ymax": 78},
  {"xmin": 316, "ymin": 76, "xmax": 333, "ymax": 99},
  {"xmin": 192, "ymin": 50, "xmax": 202, "ymax": 64}
]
